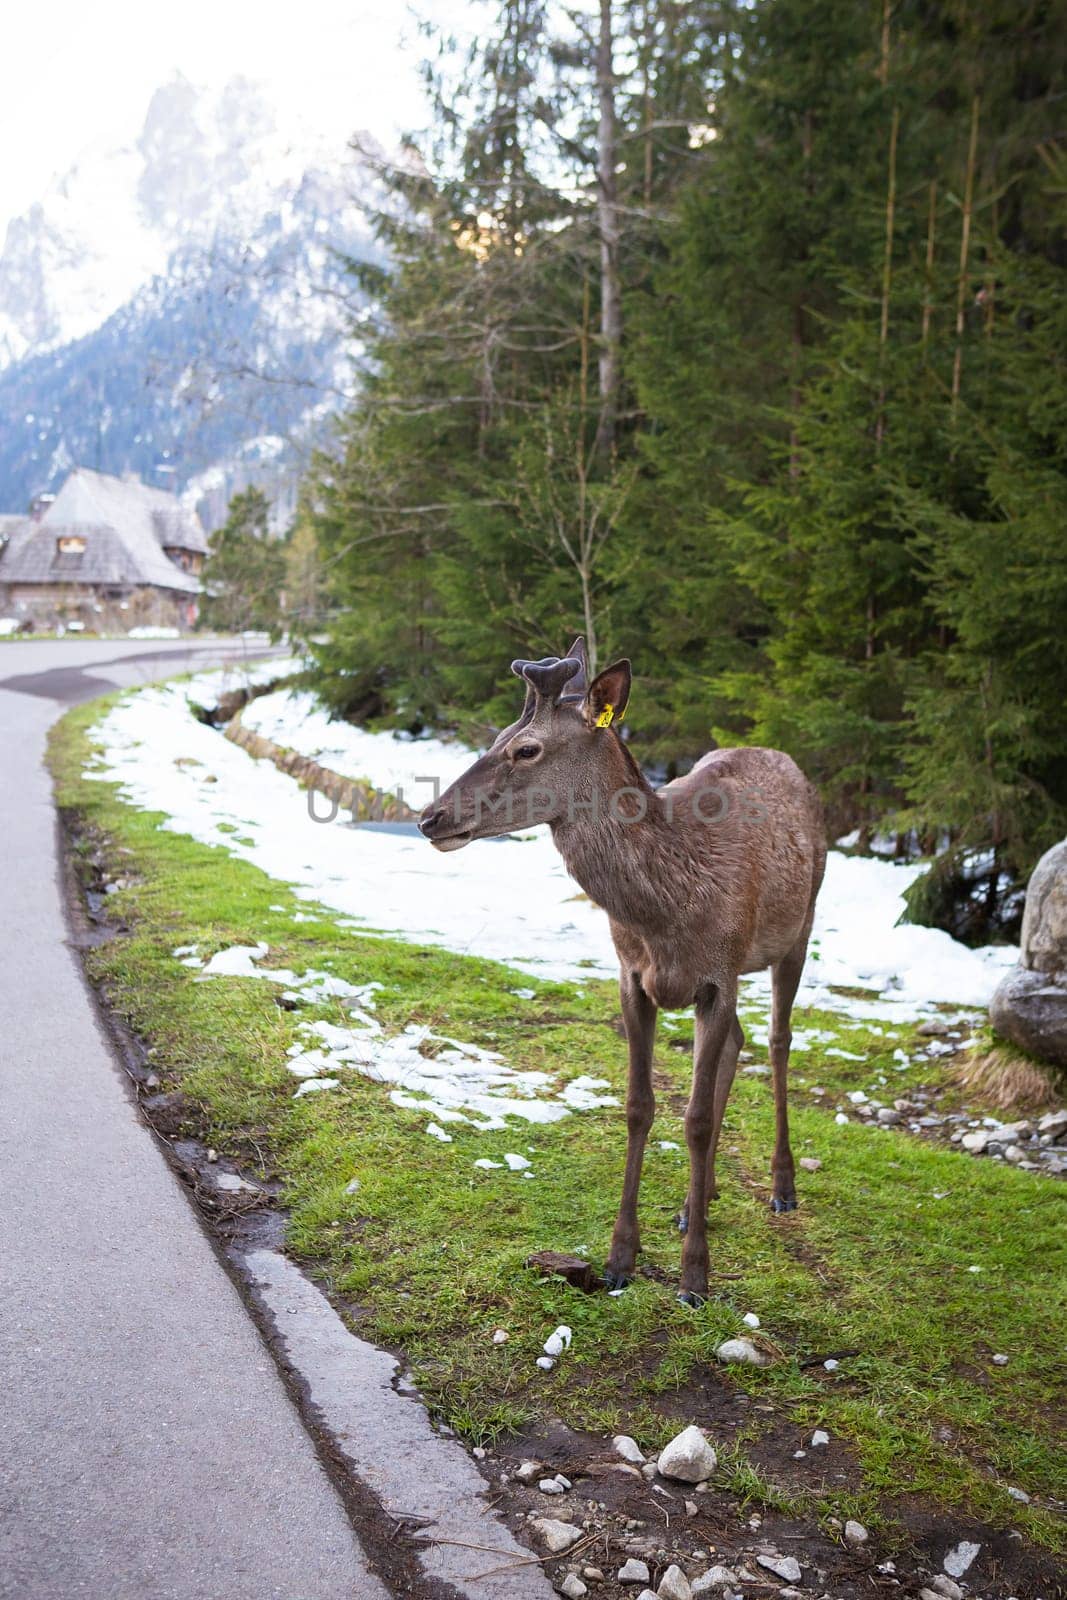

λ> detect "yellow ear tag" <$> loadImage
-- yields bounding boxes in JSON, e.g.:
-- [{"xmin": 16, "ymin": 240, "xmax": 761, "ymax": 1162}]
[{"xmin": 595, "ymin": 703, "xmax": 615, "ymax": 728}]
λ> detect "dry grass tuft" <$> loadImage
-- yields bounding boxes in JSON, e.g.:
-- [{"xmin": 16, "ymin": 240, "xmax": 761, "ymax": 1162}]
[{"xmin": 954, "ymin": 1044, "xmax": 1063, "ymax": 1111}]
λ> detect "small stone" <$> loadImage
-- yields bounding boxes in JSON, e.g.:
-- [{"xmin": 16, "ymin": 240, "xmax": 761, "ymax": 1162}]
[
  {"xmin": 799, "ymin": 1156, "xmax": 822, "ymax": 1172},
  {"xmin": 636, "ymin": 1592, "xmax": 658, "ymax": 1600},
  {"xmin": 943, "ymin": 1541, "xmax": 980, "ymax": 1578},
  {"xmin": 536, "ymin": 1356, "xmax": 556, "ymax": 1371},
  {"xmin": 539, "ymin": 1478, "xmax": 566, "ymax": 1494},
  {"xmin": 657, "ymin": 1425, "xmax": 718, "ymax": 1483},
  {"xmin": 876, "ymin": 1107, "xmax": 902, "ymax": 1125},
  {"xmin": 992, "ymin": 1353, "xmax": 1009, "ymax": 1366},
  {"xmin": 835, "ymin": 1112, "xmax": 849, "ymax": 1125},
  {"xmin": 1037, "ymin": 1109, "xmax": 1067, "ymax": 1137},
  {"xmin": 918, "ymin": 1018, "xmax": 949, "ymax": 1036},
  {"xmin": 344, "ymin": 1177, "xmax": 360, "ymax": 1194},
  {"xmin": 928, "ymin": 1577, "xmax": 963, "ymax": 1600},
  {"xmin": 742, "ymin": 1312, "xmax": 760, "ymax": 1329},
  {"xmin": 823, "ymin": 1358, "xmax": 839, "ymax": 1371},
  {"xmin": 560, "ymin": 1577, "xmax": 588, "ymax": 1599},
  {"xmin": 582, "ymin": 1570, "xmax": 605, "ymax": 1583},
  {"xmin": 811, "ymin": 1429, "xmax": 830, "ymax": 1446},
  {"xmin": 206, "ymin": 1148, "xmax": 218, "ymax": 1163},
  {"xmin": 715, "ymin": 1337, "xmax": 771, "ymax": 1368},
  {"xmin": 692, "ymin": 1570, "xmax": 736, "ymax": 1595},
  {"xmin": 793, "ymin": 1450, "xmax": 806, "ymax": 1459},
  {"xmin": 492, "ymin": 1328, "xmax": 509, "ymax": 1344},
  {"xmin": 641, "ymin": 1461, "xmax": 658, "ymax": 1479},
  {"xmin": 472, "ymin": 1446, "xmax": 486, "ymax": 1460},
  {"xmin": 758, "ymin": 1554, "xmax": 802, "ymax": 1583},
  {"xmin": 847, "ymin": 1090, "xmax": 868, "ymax": 1104},
  {"xmin": 613, "ymin": 1434, "xmax": 646, "ymax": 1464},
  {"xmin": 516, "ymin": 1459, "xmax": 542, "ymax": 1483},
  {"xmin": 532, "ymin": 1518, "xmax": 583, "ymax": 1553},
  {"xmin": 685, "ymin": 1500, "xmax": 699, "ymax": 1516},
  {"xmin": 844, "ymin": 1519, "xmax": 868, "ymax": 1546},
  {"xmin": 658, "ymin": 1565, "xmax": 692, "ymax": 1600},
  {"xmin": 1007, "ymin": 1486, "xmax": 1030, "ymax": 1503},
  {"xmin": 618, "ymin": 1557, "xmax": 651, "ymax": 1583}
]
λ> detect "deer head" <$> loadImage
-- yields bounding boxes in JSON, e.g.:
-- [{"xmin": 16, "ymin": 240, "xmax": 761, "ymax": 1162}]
[{"xmin": 418, "ymin": 636, "xmax": 632, "ymax": 850}]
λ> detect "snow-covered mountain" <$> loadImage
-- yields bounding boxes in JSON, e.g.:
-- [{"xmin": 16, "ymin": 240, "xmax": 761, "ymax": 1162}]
[{"xmin": 0, "ymin": 76, "xmax": 383, "ymax": 527}]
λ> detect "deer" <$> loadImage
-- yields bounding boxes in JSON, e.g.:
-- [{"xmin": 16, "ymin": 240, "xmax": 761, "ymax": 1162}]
[{"xmin": 418, "ymin": 639, "xmax": 826, "ymax": 1306}]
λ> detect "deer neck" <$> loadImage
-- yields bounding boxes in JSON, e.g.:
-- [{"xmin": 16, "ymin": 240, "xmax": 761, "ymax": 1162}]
[{"xmin": 550, "ymin": 744, "xmax": 674, "ymax": 931}]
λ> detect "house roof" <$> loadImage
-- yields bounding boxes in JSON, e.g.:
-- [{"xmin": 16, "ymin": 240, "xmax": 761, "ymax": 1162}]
[{"xmin": 0, "ymin": 468, "xmax": 205, "ymax": 595}]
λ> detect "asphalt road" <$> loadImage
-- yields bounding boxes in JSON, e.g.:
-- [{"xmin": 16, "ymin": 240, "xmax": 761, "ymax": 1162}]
[{"xmin": 0, "ymin": 639, "xmax": 389, "ymax": 1600}]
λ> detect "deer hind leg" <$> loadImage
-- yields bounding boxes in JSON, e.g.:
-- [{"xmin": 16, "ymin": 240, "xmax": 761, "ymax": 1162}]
[
  {"xmin": 678, "ymin": 1014, "xmax": 743, "ymax": 1233},
  {"xmin": 604, "ymin": 973, "xmax": 657, "ymax": 1290},
  {"xmin": 678, "ymin": 982, "xmax": 737, "ymax": 1307},
  {"xmin": 768, "ymin": 929, "xmax": 810, "ymax": 1213}
]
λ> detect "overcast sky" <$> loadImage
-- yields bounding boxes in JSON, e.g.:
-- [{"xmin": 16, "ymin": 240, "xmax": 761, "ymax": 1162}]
[{"xmin": 0, "ymin": 0, "xmax": 483, "ymax": 231}]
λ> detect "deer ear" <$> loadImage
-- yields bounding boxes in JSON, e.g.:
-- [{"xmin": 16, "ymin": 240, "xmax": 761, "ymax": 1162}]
[{"xmin": 584, "ymin": 659, "xmax": 631, "ymax": 729}]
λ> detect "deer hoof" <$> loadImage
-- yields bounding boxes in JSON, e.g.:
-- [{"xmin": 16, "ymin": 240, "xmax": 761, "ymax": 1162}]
[
  {"xmin": 770, "ymin": 1195, "xmax": 798, "ymax": 1213},
  {"xmin": 603, "ymin": 1268, "xmax": 632, "ymax": 1291},
  {"xmin": 676, "ymin": 1290, "xmax": 706, "ymax": 1310}
]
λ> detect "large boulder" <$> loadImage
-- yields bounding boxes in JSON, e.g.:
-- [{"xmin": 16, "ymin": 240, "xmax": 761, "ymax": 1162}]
[
  {"xmin": 1020, "ymin": 840, "xmax": 1067, "ymax": 977},
  {"xmin": 991, "ymin": 840, "xmax": 1067, "ymax": 1068}
]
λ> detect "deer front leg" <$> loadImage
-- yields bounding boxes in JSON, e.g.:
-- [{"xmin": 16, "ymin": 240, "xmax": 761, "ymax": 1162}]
[
  {"xmin": 604, "ymin": 973, "xmax": 657, "ymax": 1290},
  {"xmin": 679, "ymin": 983, "xmax": 737, "ymax": 1307},
  {"xmin": 678, "ymin": 1014, "xmax": 743, "ymax": 1231}
]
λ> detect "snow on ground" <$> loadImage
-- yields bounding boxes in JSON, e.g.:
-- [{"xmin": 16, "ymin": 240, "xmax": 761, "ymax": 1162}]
[
  {"xmin": 181, "ymin": 939, "xmax": 617, "ymax": 1132},
  {"xmin": 88, "ymin": 672, "xmax": 1017, "ymax": 1023}
]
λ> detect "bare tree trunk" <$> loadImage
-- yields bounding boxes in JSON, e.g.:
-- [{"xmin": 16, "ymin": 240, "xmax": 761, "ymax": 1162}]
[
  {"xmin": 921, "ymin": 178, "xmax": 937, "ymax": 351},
  {"xmin": 874, "ymin": 104, "xmax": 900, "ymax": 450},
  {"xmin": 595, "ymin": 0, "xmax": 622, "ymax": 460},
  {"xmin": 951, "ymin": 93, "xmax": 981, "ymax": 423}
]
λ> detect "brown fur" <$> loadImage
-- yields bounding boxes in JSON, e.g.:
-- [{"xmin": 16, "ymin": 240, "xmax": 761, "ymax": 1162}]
[{"xmin": 420, "ymin": 642, "xmax": 826, "ymax": 1304}]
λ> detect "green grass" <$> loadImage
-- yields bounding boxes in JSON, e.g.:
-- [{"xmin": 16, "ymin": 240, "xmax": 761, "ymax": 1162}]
[{"xmin": 50, "ymin": 696, "xmax": 1067, "ymax": 1555}]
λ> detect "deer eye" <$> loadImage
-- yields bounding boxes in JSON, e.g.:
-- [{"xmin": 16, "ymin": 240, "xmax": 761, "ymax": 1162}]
[{"xmin": 512, "ymin": 742, "xmax": 541, "ymax": 761}]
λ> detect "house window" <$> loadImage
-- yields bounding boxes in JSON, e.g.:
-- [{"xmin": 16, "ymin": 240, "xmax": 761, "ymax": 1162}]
[{"xmin": 56, "ymin": 535, "xmax": 86, "ymax": 556}]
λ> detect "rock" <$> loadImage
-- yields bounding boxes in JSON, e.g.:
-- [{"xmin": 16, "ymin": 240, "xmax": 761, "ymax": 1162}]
[
  {"xmin": 685, "ymin": 1500, "xmax": 699, "ymax": 1516},
  {"xmin": 742, "ymin": 1312, "xmax": 760, "ymax": 1328},
  {"xmin": 560, "ymin": 1578, "xmax": 588, "ymax": 1600},
  {"xmin": 823, "ymin": 1358, "xmax": 839, "ymax": 1371},
  {"xmin": 516, "ymin": 1459, "xmax": 542, "ymax": 1483},
  {"xmin": 757, "ymin": 1554, "xmax": 801, "ymax": 1583},
  {"xmin": 799, "ymin": 1156, "xmax": 822, "ymax": 1172},
  {"xmin": 1038, "ymin": 1108, "xmax": 1067, "ymax": 1137},
  {"xmin": 961, "ymin": 1130, "xmax": 989, "ymax": 1153},
  {"xmin": 928, "ymin": 1577, "xmax": 963, "ymax": 1599},
  {"xmin": 658, "ymin": 1565, "xmax": 693, "ymax": 1600},
  {"xmin": 344, "ymin": 1176, "xmax": 360, "ymax": 1194},
  {"xmin": 876, "ymin": 1107, "xmax": 902, "ymax": 1125},
  {"xmin": 1007, "ymin": 1485, "xmax": 1030, "ymax": 1503},
  {"xmin": 918, "ymin": 1018, "xmax": 949, "ymax": 1036},
  {"xmin": 844, "ymin": 1519, "xmax": 868, "ymax": 1546},
  {"xmin": 492, "ymin": 1328, "xmax": 509, "ymax": 1344},
  {"xmin": 943, "ymin": 1541, "xmax": 981, "ymax": 1578},
  {"xmin": 1004, "ymin": 1144, "xmax": 1025, "ymax": 1164},
  {"xmin": 614, "ymin": 1434, "xmax": 646, "ymax": 1464},
  {"xmin": 539, "ymin": 1477, "xmax": 566, "ymax": 1494},
  {"xmin": 1021, "ymin": 839, "xmax": 1067, "ymax": 974},
  {"xmin": 532, "ymin": 1518, "xmax": 583, "ymax": 1553},
  {"xmin": 692, "ymin": 1570, "xmax": 737, "ymax": 1594},
  {"xmin": 991, "ymin": 1353, "xmax": 1009, "ymax": 1365},
  {"xmin": 636, "ymin": 1592, "xmax": 658, "ymax": 1600},
  {"xmin": 618, "ymin": 1557, "xmax": 652, "ymax": 1583},
  {"xmin": 582, "ymin": 1569, "xmax": 605, "ymax": 1582},
  {"xmin": 525, "ymin": 1249, "xmax": 602, "ymax": 1292},
  {"xmin": 641, "ymin": 1461, "xmax": 658, "ymax": 1479},
  {"xmin": 537, "ymin": 1356, "xmax": 556, "ymax": 1371},
  {"xmin": 991, "ymin": 967, "xmax": 1067, "ymax": 1071},
  {"xmin": 715, "ymin": 1337, "xmax": 771, "ymax": 1368},
  {"xmin": 657, "ymin": 1425, "xmax": 718, "ymax": 1484},
  {"xmin": 811, "ymin": 1429, "xmax": 830, "ymax": 1446}
]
